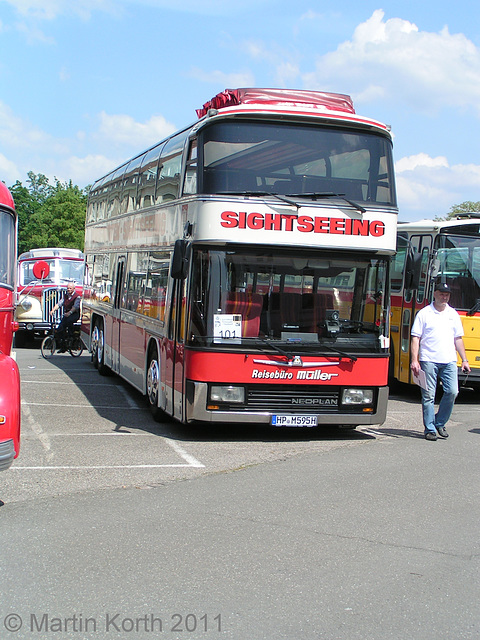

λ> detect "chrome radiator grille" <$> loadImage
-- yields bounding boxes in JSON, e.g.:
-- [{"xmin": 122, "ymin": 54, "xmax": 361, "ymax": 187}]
[
  {"xmin": 247, "ymin": 385, "xmax": 340, "ymax": 413},
  {"xmin": 43, "ymin": 288, "xmax": 64, "ymax": 323}
]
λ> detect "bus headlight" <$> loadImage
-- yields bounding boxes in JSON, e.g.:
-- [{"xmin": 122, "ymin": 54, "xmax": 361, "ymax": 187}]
[
  {"xmin": 20, "ymin": 298, "xmax": 33, "ymax": 311},
  {"xmin": 210, "ymin": 385, "xmax": 245, "ymax": 404},
  {"xmin": 342, "ymin": 389, "xmax": 374, "ymax": 405}
]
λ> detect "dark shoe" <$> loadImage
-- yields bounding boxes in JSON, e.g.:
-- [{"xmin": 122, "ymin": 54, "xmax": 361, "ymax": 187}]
[
  {"xmin": 437, "ymin": 427, "xmax": 449, "ymax": 438},
  {"xmin": 425, "ymin": 432, "xmax": 437, "ymax": 441},
  {"xmin": 57, "ymin": 348, "xmax": 67, "ymax": 353}
]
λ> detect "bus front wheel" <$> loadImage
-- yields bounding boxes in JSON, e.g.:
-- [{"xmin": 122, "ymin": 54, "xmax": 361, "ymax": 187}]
[{"xmin": 92, "ymin": 321, "xmax": 110, "ymax": 376}]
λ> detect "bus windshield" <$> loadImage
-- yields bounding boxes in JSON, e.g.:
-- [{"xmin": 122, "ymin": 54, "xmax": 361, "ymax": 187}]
[
  {"xmin": 20, "ymin": 258, "xmax": 84, "ymax": 286},
  {"xmin": 0, "ymin": 210, "xmax": 15, "ymax": 288},
  {"xmin": 199, "ymin": 121, "xmax": 396, "ymax": 207},
  {"xmin": 188, "ymin": 247, "xmax": 389, "ymax": 353},
  {"xmin": 436, "ymin": 233, "xmax": 480, "ymax": 310}
]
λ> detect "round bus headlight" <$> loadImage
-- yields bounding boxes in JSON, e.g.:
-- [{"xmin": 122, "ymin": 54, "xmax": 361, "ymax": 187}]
[
  {"xmin": 210, "ymin": 385, "xmax": 245, "ymax": 404},
  {"xmin": 20, "ymin": 298, "xmax": 32, "ymax": 311},
  {"xmin": 341, "ymin": 389, "xmax": 374, "ymax": 405}
]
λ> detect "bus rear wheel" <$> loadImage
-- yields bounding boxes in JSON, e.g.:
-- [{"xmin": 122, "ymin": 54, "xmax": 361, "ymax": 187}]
[{"xmin": 147, "ymin": 347, "xmax": 167, "ymax": 422}]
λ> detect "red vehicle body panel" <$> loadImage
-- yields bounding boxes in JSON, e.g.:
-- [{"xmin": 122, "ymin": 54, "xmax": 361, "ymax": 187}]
[
  {"xmin": 0, "ymin": 182, "xmax": 20, "ymax": 469},
  {"xmin": 0, "ymin": 353, "xmax": 20, "ymax": 456},
  {"xmin": 185, "ymin": 351, "xmax": 388, "ymax": 386}
]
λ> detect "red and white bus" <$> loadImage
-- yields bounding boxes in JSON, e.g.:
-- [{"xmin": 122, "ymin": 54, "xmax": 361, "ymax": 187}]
[
  {"xmin": 0, "ymin": 182, "xmax": 21, "ymax": 470},
  {"xmin": 15, "ymin": 247, "xmax": 84, "ymax": 344},
  {"xmin": 82, "ymin": 88, "xmax": 398, "ymax": 428}
]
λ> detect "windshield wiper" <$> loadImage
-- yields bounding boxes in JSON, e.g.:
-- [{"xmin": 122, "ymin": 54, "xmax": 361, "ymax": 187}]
[
  {"xmin": 286, "ymin": 192, "xmax": 367, "ymax": 214},
  {"xmin": 252, "ymin": 337, "xmax": 357, "ymax": 362},
  {"xmin": 317, "ymin": 342, "xmax": 357, "ymax": 362},
  {"xmin": 217, "ymin": 190, "xmax": 299, "ymax": 209},
  {"xmin": 255, "ymin": 337, "xmax": 297, "ymax": 360}
]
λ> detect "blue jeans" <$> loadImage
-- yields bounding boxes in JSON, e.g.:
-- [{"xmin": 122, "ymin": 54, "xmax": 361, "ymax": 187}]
[{"xmin": 420, "ymin": 361, "xmax": 458, "ymax": 435}]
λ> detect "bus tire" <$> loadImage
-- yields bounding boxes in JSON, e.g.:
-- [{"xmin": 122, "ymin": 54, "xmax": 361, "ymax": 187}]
[
  {"xmin": 146, "ymin": 346, "xmax": 167, "ymax": 422},
  {"xmin": 93, "ymin": 321, "xmax": 110, "ymax": 376},
  {"xmin": 91, "ymin": 324, "xmax": 100, "ymax": 368}
]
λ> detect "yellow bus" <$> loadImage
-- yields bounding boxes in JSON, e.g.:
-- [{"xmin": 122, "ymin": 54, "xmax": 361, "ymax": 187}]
[{"xmin": 390, "ymin": 215, "xmax": 480, "ymax": 388}]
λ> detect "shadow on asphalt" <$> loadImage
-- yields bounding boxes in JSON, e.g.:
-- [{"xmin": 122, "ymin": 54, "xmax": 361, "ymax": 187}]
[
  {"xmin": 19, "ymin": 344, "xmax": 376, "ymax": 445},
  {"xmin": 20, "ymin": 341, "xmax": 478, "ymax": 445}
]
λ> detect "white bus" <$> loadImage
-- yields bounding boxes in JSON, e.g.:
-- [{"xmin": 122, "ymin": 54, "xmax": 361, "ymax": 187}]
[{"xmin": 82, "ymin": 88, "xmax": 398, "ymax": 428}]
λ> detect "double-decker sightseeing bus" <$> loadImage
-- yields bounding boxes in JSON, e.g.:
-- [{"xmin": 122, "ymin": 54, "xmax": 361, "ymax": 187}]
[
  {"xmin": 82, "ymin": 88, "xmax": 398, "ymax": 428},
  {"xmin": 0, "ymin": 182, "xmax": 20, "ymax": 470},
  {"xmin": 15, "ymin": 247, "xmax": 84, "ymax": 344},
  {"xmin": 390, "ymin": 215, "xmax": 480, "ymax": 389}
]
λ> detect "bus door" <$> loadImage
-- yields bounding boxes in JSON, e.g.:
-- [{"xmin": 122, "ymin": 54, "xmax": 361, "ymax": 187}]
[
  {"xmin": 162, "ymin": 276, "xmax": 186, "ymax": 420},
  {"xmin": 111, "ymin": 256, "xmax": 126, "ymax": 374},
  {"xmin": 398, "ymin": 238, "xmax": 431, "ymax": 383}
]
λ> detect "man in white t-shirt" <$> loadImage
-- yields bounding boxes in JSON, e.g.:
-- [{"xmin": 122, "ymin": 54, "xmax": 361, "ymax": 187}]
[{"xmin": 411, "ymin": 282, "xmax": 471, "ymax": 441}]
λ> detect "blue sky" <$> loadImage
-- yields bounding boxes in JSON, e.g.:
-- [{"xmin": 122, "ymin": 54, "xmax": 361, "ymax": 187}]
[{"xmin": 1, "ymin": 0, "xmax": 480, "ymax": 221}]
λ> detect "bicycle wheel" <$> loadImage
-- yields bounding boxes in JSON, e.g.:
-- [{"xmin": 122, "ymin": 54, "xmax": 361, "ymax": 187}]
[
  {"xmin": 69, "ymin": 337, "xmax": 84, "ymax": 357},
  {"xmin": 41, "ymin": 335, "xmax": 56, "ymax": 359}
]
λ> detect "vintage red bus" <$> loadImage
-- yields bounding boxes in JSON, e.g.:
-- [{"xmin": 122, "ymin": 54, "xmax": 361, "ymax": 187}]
[
  {"xmin": 82, "ymin": 88, "xmax": 398, "ymax": 428},
  {"xmin": 0, "ymin": 182, "xmax": 20, "ymax": 470},
  {"xmin": 15, "ymin": 247, "xmax": 84, "ymax": 345}
]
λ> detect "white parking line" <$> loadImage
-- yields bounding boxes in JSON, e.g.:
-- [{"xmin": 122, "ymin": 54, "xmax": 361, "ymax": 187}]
[
  {"xmin": 21, "ymin": 380, "xmax": 119, "ymax": 386},
  {"xmin": 22, "ymin": 402, "xmax": 142, "ymax": 410},
  {"xmin": 163, "ymin": 438, "xmax": 205, "ymax": 467},
  {"xmin": 22, "ymin": 403, "xmax": 54, "ymax": 461},
  {"xmin": 11, "ymin": 464, "xmax": 202, "ymax": 470}
]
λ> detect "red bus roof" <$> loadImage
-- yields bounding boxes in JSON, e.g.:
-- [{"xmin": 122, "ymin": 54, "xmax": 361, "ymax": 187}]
[
  {"xmin": 196, "ymin": 88, "xmax": 355, "ymax": 119},
  {"xmin": 0, "ymin": 182, "xmax": 14, "ymax": 213}
]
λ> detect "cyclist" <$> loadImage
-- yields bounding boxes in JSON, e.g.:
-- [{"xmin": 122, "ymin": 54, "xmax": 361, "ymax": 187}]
[{"xmin": 50, "ymin": 281, "xmax": 81, "ymax": 353}]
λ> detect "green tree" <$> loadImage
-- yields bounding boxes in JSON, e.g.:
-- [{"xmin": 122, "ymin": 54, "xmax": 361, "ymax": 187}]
[
  {"xmin": 10, "ymin": 173, "xmax": 87, "ymax": 254},
  {"xmin": 27, "ymin": 180, "xmax": 87, "ymax": 251},
  {"xmin": 436, "ymin": 200, "xmax": 480, "ymax": 221},
  {"xmin": 9, "ymin": 179, "xmax": 40, "ymax": 254},
  {"xmin": 26, "ymin": 171, "xmax": 53, "ymax": 203}
]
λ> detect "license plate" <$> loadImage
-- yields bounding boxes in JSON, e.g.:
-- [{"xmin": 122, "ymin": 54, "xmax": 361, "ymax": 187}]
[{"xmin": 271, "ymin": 415, "xmax": 318, "ymax": 427}]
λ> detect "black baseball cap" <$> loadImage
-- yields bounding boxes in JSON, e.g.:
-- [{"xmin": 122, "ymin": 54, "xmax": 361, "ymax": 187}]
[{"xmin": 434, "ymin": 282, "xmax": 451, "ymax": 293}]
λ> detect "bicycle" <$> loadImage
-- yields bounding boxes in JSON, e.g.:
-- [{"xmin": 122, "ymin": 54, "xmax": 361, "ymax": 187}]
[{"xmin": 41, "ymin": 322, "xmax": 84, "ymax": 359}]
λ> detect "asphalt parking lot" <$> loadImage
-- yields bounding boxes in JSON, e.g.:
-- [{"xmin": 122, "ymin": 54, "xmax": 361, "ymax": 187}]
[
  {"xmin": 3, "ymin": 344, "xmax": 480, "ymax": 505},
  {"xmin": 2, "ymin": 345, "xmax": 480, "ymax": 639}
]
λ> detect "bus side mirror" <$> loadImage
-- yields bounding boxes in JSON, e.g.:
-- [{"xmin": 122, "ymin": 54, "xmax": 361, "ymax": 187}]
[
  {"xmin": 430, "ymin": 258, "xmax": 440, "ymax": 279},
  {"xmin": 404, "ymin": 250, "xmax": 421, "ymax": 291},
  {"xmin": 171, "ymin": 239, "xmax": 188, "ymax": 279}
]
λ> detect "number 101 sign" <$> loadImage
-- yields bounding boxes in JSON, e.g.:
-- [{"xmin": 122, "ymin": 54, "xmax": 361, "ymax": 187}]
[{"xmin": 214, "ymin": 314, "xmax": 242, "ymax": 343}]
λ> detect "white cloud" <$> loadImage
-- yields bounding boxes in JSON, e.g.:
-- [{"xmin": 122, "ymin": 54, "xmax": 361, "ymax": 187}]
[
  {"xmin": 3, "ymin": 0, "xmax": 119, "ymax": 20},
  {"xmin": 396, "ymin": 153, "xmax": 449, "ymax": 173},
  {"xmin": 3, "ymin": 0, "xmax": 267, "ymax": 20},
  {"xmin": 62, "ymin": 154, "xmax": 119, "ymax": 186},
  {"xmin": 96, "ymin": 111, "xmax": 176, "ymax": 149},
  {"xmin": 395, "ymin": 153, "xmax": 480, "ymax": 219},
  {"xmin": 0, "ymin": 100, "xmax": 178, "ymax": 188},
  {"xmin": 0, "ymin": 153, "xmax": 21, "ymax": 183},
  {"xmin": 303, "ymin": 9, "xmax": 480, "ymax": 116},
  {"xmin": 0, "ymin": 100, "xmax": 64, "ymax": 152}
]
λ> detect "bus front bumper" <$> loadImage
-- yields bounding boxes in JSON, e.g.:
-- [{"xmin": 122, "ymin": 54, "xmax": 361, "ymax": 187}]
[{"xmin": 186, "ymin": 381, "xmax": 389, "ymax": 426}]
